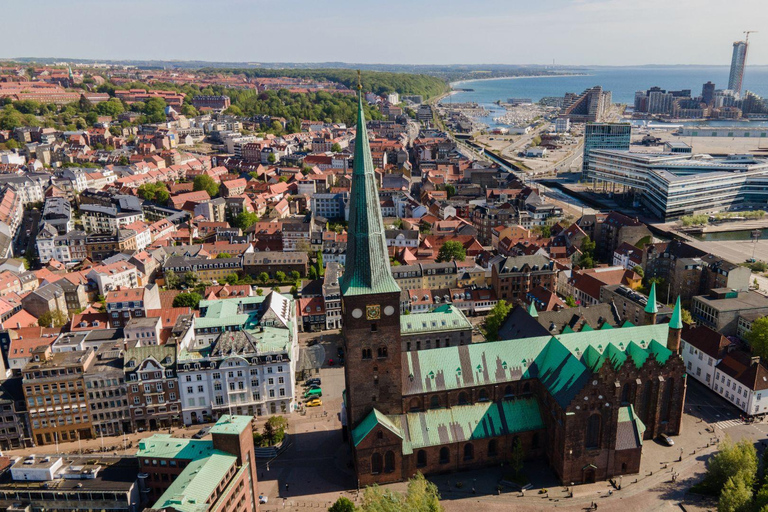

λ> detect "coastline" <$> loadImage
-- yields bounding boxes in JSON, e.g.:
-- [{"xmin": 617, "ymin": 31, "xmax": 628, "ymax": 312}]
[{"xmin": 449, "ymin": 73, "xmax": 591, "ymax": 88}]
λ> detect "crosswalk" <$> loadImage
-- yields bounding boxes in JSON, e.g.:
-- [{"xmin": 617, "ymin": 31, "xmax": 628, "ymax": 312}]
[{"xmin": 712, "ymin": 419, "xmax": 743, "ymax": 430}]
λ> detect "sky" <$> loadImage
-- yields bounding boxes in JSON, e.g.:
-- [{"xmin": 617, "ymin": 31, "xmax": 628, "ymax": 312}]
[{"xmin": 4, "ymin": 0, "xmax": 768, "ymax": 66}]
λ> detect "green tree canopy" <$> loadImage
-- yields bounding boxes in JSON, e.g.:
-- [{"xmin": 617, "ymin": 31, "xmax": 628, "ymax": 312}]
[
  {"xmin": 137, "ymin": 182, "xmax": 170, "ymax": 204},
  {"xmin": 95, "ymin": 98, "xmax": 124, "ymax": 117},
  {"xmin": 360, "ymin": 472, "xmax": 442, "ymax": 512},
  {"xmin": 234, "ymin": 211, "xmax": 259, "ymax": 231},
  {"xmin": 216, "ymin": 252, "xmax": 232, "ymax": 259},
  {"xmin": 262, "ymin": 415, "xmax": 288, "ymax": 446},
  {"xmin": 193, "ymin": 174, "xmax": 219, "ymax": 197},
  {"xmin": 747, "ymin": 316, "xmax": 768, "ymax": 361},
  {"xmin": 484, "ymin": 300, "xmax": 512, "ymax": 341},
  {"xmin": 37, "ymin": 310, "xmax": 68, "ymax": 328},
  {"xmin": 173, "ymin": 292, "xmax": 203, "ymax": 309},
  {"xmin": 290, "ymin": 270, "xmax": 301, "ymax": 281},
  {"xmin": 632, "ymin": 265, "xmax": 645, "ymax": 278},
  {"xmin": 258, "ymin": 272, "xmax": 270, "ymax": 284},
  {"xmin": 436, "ymin": 240, "xmax": 466, "ymax": 263},
  {"xmin": 703, "ymin": 436, "xmax": 758, "ymax": 494},
  {"xmin": 164, "ymin": 270, "xmax": 180, "ymax": 289},
  {"xmin": 718, "ymin": 475, "xmax": 753, "ymax": 512},
  {"xmin": 329, "ymin": 496, "xmax": 356, "ymax": 512}
]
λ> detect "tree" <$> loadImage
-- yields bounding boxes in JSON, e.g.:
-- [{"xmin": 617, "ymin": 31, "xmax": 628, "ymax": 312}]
[
  {"xmin": 309, "ymin": 266, "xmax": 318, "ymax": 280},
  {"xmin": 702, "ymin": 436, "xmax": 758, "ymax": 493},
  {"xmin": 258, "ymin": 272, "xmax": 270, "ymax": 284},
  {"xmin": 137, "ymin": 182, "xmax": 169, "ymax": 204},
  {"xmin": 262, "ymin": 415, "xmax": 288, "ymax": 446},
  {"xmin": 632, "ymin": 265, "xmax": 645, "ymax": 278},
  {"xmin": 184, "ymin": 271, "xmax": 200, "ymax": 288},
  {"xmin": 360, "ymin": 472, "xmax": 443, "ymax": 512},
  {"xmin": 38, "ymin": 309, "xmax": 67, "ymax": 328},
  {"xmin": 444, "ymin": 184, "xmax": 456, "ymax": 199},
  {"xmin": 95, "ymin": 98, "xmax": 124, "ymax": 117},
  {"xmin": 290, "ymin": 270, "xmax": 301, "ymax": 281},
  {"xmin": 267, "ymin": 152, "xmax": 277, "ymax": 164},
  {"xmin": 316, "ymin": 250, "xmax": 324, "ymax": 277},
  {"xmin": 173, "ymin": 292, "xmax": 202, "ymax": 309},
  {"xmin": 181, "ymin": 104, "xmax": 198, "ymax": 117},
  {"xmin": 234, "ymin": 211, "xmax": 259, "ymax": 231},
  {"xmin": 511, "ymin": 437, "xmax": 525, "ymax": 477},
  {"xmin": 164, "ymin": 270, "xmax": 180, "ymax": 289},
  {"xmin": 223, "ymin": 273, "xmax": 240, "ymax": 285},
  {"xmin": 436, "ymin": 240, "xmax": 466, "ymax": 263},
  {"xmin": 578, "ymin": 253, "xmax": 595, "ymax": 269},
  {"xmin": 143, "ymin": 97, "xmax": 167, "ymax": 123},
  {"xmin": 331, "ymin": 142, "xmax": 342, "ymax": 153},
  {"xmin": 681, "ymin": 308, "xmax": 693, "ymax": 324},
  {"xmin": 329, "ymin": 496, "xmax": 356, "ymax": 512},
  {"xmin": 581, "ymin": 235, "xmax": 596, "ymax": 256},
  {"xmin": 484, "ymin": 300, "xmax": 512, "ymax": 341},
  {"xmin": 216, "ymin": 252, "xmax": 232, "ymax": 259},
  {"xmin": 718, "ymin": 475, "xmax": 752, "ymax": 512},
  {"xmin": 275, "ymin": 271, "xmax": 286, "ymax": 282},
  {"xmin": 747, "ymin": 316, "xmax": 768, "ymax": 361},
  {"xmin": 565, "ymin": 295, "xmax": 577, "ymax": 308},
  {"xmin": 193, "ymin": 174, "xmax": 219, "ymax": 197},
  {"xmin": 255, "ymin": 288, "xmax": 264, "ymax": 296},
  {"xmin": 223, "ymin": 105, "xmax": 244, "ymax": 116}
]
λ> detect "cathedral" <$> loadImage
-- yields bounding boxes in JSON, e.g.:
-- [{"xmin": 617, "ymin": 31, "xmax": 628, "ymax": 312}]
[{"xmin": 340, "ymin": 87, "xmax": 687, "ymax": 486}]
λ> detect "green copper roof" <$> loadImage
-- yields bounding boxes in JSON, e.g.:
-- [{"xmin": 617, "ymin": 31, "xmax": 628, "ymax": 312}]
[
  {"xmin": 401, "ymin": 398, "xmax": 543, "ymax": 454},
  {"xmin": 669, "ymin": 296, "xmax": 683, "ymax": 329},
  {"xmin": 603, "ymin": 343, "xmax": 627, "ymax": 370},
  {"xmin": 645, "ymin": 282, "xmax": 658, "ymax": 314},
  {"xmin": 137, "ymin": 435, "xmax": 215, "ymax": 460},
  {"xmin": 400, "ymin": 305, "xmax": 472, "ymax": 335},
  {"xmin": 352, "ymin": 408, "xmax": 403, "ymax": 446},
  {"xmin": 528, "ymin": 301, "xmax": 538, "ymax": 317},
  {"xmin": 581, "ymin": 345, "xmax": 605, "ymax": 372},
  {"xmin": 210, "ymin": 414, "xmax": 253, "ymax": 436},
  {"xmin": 530, "ymin": 337, "xmax": 590, "ymax": 408},
  {"xmin": 152, "ymin": 453, "xmax": 238, "ymax": 512},
  {"xmin": 402, "ymin": 323, "xmax": 675, "ymax": 409},
  {"xmin": 340, "ymin": 90, "xmax": 401, "ymax": 297}
]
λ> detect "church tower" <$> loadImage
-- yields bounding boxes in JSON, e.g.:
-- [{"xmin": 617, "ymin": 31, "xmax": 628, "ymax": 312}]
[{"xmin": 341, "ymin": 79, "xmax": 403, "ymax": 429}]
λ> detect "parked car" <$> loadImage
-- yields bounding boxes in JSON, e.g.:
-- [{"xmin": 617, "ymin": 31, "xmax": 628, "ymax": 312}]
[
  {"xmin": 305, "ymin": 378, "xmax": 321, "ymax": 387},
  {"xmin": 657, "ymin": 433, "xmax": 674, "ymax": 446},
  {"xmin": 303, "ymin": 388, "xmax": 322, "ymax": 399},
  {"xmin": 192, "ymin": 427, "xmax": 211, "ymax": 439},
  {"xmin": 306, "ymin": 384, "xmax": 321, "ymax": 391},
  {"xmin": 306, "ymin": 398, "xmax": 323, "ymax": 407}
]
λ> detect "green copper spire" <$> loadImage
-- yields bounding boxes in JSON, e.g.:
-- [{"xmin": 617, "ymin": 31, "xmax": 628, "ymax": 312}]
[
  {"xmin": 528, "ymin": 301, "xmax": 538, "ymax": 318},
  {"xmin": 669, "ymin": 296, "xmax": 683, "ymax": 330},
  {"xmin": 339, "ymin": 82, "xmax": 401, "ymax": 297},
  {"xmin": 645, "ymin": 282, "xmax": 658, "ymax": 314}
]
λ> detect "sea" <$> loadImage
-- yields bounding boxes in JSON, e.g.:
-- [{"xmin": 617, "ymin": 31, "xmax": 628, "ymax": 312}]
[{"xmin": 443, "ymin": 66, "xmax": 768, "ymax": 128}]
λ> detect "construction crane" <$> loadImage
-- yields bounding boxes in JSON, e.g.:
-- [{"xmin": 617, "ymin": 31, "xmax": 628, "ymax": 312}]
[{"xmin": 744, "ymin": 30, "xmax": 758, "ymax": 44}]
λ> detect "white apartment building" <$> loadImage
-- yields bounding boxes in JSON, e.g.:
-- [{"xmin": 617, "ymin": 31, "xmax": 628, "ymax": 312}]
[
  {"xmin": 681, "ymin": 325, "xmax": 768, "ymax": 416},
  {"xmin": 178, "ymin": 292, "xmax": 299, "ymax": 425}
]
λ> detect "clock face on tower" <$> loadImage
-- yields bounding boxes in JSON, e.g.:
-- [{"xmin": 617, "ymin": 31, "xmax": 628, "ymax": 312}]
[{"xmin": 366, "ymin": 304, "xmax": 381, "ymax": 320}]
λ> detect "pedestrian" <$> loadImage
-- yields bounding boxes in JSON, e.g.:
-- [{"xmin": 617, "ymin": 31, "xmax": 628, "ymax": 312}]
[{"xmin": 285, "ymin": 483, "xmax": 289, "ymax": 492}]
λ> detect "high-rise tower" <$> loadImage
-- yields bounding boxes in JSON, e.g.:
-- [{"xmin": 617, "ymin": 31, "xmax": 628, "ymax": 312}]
[
  {"xmin": 728, "ymin": 41, "xmax": 748, "ymax": 95},
  {"xmin": 341, "ymin": 78, "xmax": 403, "ymax": 429}
]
